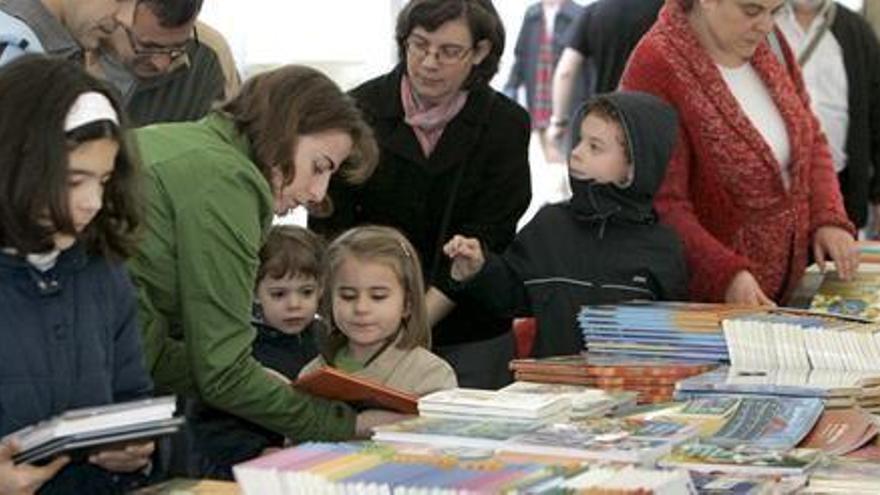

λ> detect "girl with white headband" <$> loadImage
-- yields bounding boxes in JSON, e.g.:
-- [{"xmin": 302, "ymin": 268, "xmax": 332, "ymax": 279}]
[{"xmin": 0, "ymin": 55, "xmax": 155, "ymax": 494}]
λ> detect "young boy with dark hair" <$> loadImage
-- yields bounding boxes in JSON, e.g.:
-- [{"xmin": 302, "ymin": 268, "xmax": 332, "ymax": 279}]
[{"xmin": 444, "ymin": 91, "xmax": 688, "ymax": 357}]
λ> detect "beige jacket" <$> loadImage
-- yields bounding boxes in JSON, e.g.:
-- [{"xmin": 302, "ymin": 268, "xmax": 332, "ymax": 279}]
[{"xmin": 300, "ymin": 340, "xmax": 457, "ymax": 397}]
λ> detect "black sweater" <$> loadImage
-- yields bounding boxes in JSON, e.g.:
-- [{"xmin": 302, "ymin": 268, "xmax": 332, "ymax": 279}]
[
  {"xmin": 459, "ymin": 92, "xmax": 689, "ymax": 357},
  {"xmin": 311, "ymin": 66, "xmax": 532, "ymax": 346}
]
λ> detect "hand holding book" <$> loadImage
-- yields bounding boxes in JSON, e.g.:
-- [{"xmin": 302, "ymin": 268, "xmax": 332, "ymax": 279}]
[
  {"xmin": 0, "ymin": 440, "xmax": 68, "ymax": 495},
  {"xmin": 88, "ymin": 440, "xmax": 154, "ymax": 473}
]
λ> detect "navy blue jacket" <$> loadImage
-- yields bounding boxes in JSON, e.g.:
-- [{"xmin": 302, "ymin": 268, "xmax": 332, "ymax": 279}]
[{"xmin": 0, "ymin": 244, "xmax": 153, "ymax": 493}]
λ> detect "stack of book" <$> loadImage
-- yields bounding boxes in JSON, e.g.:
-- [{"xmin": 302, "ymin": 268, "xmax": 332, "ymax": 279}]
[
  {"xmin": 557, "ymin": 465, "xmax": 694, "ymax": 494},
  {"xmin": 722, "ymin": 312, "xmax": 880, "ymax": 371},
  {"xmin": 577, "ymin": 302, "xmax": 757, "ymax": 362},
  {"xmin": 234, "ymin": 442, "xmax": 704, "ymax": 495},
  {"xmin": 510, "ymin": 354, "xmax": 716, "ymax": 404},
  {"xmin": 233, "ymin": 442, "xmax": 582, "ymax": 494},
  {"xmin": 3, "ymin": 396, "xmax": 182, "ymax": 464},
  {"xmin": 803, "ymin": 458, "xmax": 880, "ymax": 494},
  {"xmin": 499, "ymin": 417, "xmax": 699, "ymax": 466},
  {"xmin": 417, "ymin": 388, "xmax": 571, "ymax": 424},
  {"xmin": 676, "ymin": 367, "xmax": 880, "ymax": 411},
  {"xmin": 498, "ymin": 381, "xmax": 637, "ymax": 419}
]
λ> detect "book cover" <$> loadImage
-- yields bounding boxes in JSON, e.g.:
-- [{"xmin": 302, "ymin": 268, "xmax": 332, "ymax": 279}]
[
  {"xmin": 294, "ymin": 366, "xmax": 419, "ymax": 414},
  {"xmin": 799, "ymin": 408, "xmax": 878, "ymax": 455},
  {"xmin": 703, "ymin": 395, "xmax": 824, "ymax": 451},
  {"xmin": 3, "ymin": 396, "xmax": 181, "ymax": 465},
  {"xmin": 658, "ymin": 444, "xmax": 822, "ymax": 476}
]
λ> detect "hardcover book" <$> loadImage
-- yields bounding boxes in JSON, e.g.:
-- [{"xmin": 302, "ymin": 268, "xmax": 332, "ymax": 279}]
[{"xmin": 294, "ymin": 366, "xmax": 419, "ymax": 414}]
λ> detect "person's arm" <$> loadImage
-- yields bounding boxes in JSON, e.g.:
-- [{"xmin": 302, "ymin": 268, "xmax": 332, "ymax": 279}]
[
  {"xmin": 620, "ymin": 43, "xmax": 752, "ymax": 302},
  {"xmin": 547, "ymin": 48, "xmax": 584, "ymax": 146},
  {"xmin": 176, "ymin": 173, "xmax": 356, "ymax": 441},
  {"xmin": 429, "ymin": 101, "xmax": 532, "ymax": 327},
  {"xmin": 503, "ymin": 12, "xmax": 530, "ymax": 102},
  {"xmin": 864, "ymin": 18, "xmax": 880, "ymax": 236},
  {"xmin": 425, "ymin": 288, "xmax": 455, "ymax": 328}
]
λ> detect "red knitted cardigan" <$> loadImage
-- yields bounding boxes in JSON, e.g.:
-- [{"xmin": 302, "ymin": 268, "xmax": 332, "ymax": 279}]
[{"xmin": 620, "ymin": 0, "xmax": 853, "ymax": 303}]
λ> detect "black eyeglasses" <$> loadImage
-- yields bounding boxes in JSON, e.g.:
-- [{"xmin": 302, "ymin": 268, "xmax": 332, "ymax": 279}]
[
  {"xmin": 405, "ymin": 36, "xmax": 473, "ymax": 65},
  {"xmin": 122, "ymin": 23, "xmax": 198, "ymax": 61}
]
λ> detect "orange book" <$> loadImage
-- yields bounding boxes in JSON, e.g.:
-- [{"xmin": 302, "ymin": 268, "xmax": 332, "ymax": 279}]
[{"xmin": 294, "ymin": 366, "xmax": 419, "ymax": 414}]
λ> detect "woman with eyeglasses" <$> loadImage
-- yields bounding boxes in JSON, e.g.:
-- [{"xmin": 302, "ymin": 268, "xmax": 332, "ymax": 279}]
[
  {"xmin": 620, "ymin": 0, "xmax": 859, "ymax": 305},
  {"xmin": 311, "ymin": 0, "xmax": 531, "ymax": 389}
]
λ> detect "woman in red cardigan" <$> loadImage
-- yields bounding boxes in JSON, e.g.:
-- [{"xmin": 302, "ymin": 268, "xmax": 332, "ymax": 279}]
[{"xmin": 620, "ymin": 0, "xmax": 858, "ymax": 305}]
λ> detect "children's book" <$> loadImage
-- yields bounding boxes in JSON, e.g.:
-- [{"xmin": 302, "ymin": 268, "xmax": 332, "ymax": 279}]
[
  {"xmin": 501, "ymin": 418, "xmax": 698, "ymax": 465},
  {"xmin": 3, "ymin": 396, "xmax": 182, "ymax": 464},
  {"xmin": 799, "ymin": 408, "xmax": 878, "ymax": 455},
  {"xmin": 371, "ymin": 417, "xmax": 542, "ymax": 450},
  {"xmin": 417, "ymin": 388, "xmax": 570, "ymax": 421},
  {"xmin": 702, "ymin": 395, "xmax": 825, "ymax": 451},
  {"xmin": 294, "ymin": 366, "xmax": 419, "ymax": 414},
  {"xmin": 658, "ymin": 444, "xmax": 823, "ymax": 476},
  {"xmin": 809, "ymin": 266, "xmax": 880, "ymax": 321}
]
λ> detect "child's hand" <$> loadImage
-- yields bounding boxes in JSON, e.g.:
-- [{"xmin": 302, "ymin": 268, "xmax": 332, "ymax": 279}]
[
  {"xmin": 443, "ymin": 235, "xmax": 485, "ymax": 282},
  {"xmin": 88, "ymin": 440, "xmax": 154, "ymax": 473},
  {"xmin": 354, "ymin": 410, "xmax": 413, "ymax": 438},
  {"xmin": 0, "ymin": 440, "xmax": 68, "ymax": 495}
]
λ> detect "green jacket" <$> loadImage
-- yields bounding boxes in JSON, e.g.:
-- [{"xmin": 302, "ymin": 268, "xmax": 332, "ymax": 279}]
[{"xmin": 129, "ymin": 113, "xmax": 356, "ymax": 440}]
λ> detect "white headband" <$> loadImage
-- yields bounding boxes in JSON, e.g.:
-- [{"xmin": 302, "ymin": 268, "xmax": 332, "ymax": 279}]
[{"xmin": 64, "ymin": 91, "xmax": 119, "ymax": 132}]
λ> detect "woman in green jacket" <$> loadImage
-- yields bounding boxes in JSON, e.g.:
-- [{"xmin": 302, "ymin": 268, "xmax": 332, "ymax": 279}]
[{"xmin": 129, "ymin": 65, "xmax": 381, "ymax": 466}]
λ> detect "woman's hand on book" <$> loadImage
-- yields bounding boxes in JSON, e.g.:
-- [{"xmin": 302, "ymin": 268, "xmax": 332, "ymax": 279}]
[
  {"xmin": 724, "ymin": 271, "xmax": 776, "ymax": 307},
  {"xmin": 813, "ymin": 225, "xmax": 859, "ymax": 281},
  {"xmin": 443, "ymin": 235, "xmax": 485, "ymax": 281},
  {"xmin": 88, "ymin": 440, "xmax": 154, "ymax": 473},
  {"xmin": 0, "ymin": 440, "xmax": 68, "ymax": 495},
  {"xmin": 355, "ymin": 410, "xmax": 413, "ymax": 438}
]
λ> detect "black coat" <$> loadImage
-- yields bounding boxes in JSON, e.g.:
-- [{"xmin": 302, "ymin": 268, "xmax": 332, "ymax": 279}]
[
  {"xmin": 311, "ymin": 66, "xmax": 532, "ymax": 346},
  {"xmin": 830, "ymin": 4, "xmax": 880, "ymax": 228},
  {"xmin": 504, "ymin": 1, "xmax": 589, "ymax": 114},
  {"xmin": 458, "ymin": 92, "xmax": 689, "ymax": 357}
]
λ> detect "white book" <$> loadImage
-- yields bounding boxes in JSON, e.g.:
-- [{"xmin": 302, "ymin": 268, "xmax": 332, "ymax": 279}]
[{"xmin": 3, "ymin": 396, "xmax": 180, "ymax": 464}]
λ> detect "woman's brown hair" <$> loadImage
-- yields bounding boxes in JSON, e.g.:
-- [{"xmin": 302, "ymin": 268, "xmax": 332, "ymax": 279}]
[
  {"xmin": 221, "ymin": 65, "xmax": 379, "ymax": 214},
  {"xmin": 395, "ymin": 0, "xmax": 505, "ymax": 89}
]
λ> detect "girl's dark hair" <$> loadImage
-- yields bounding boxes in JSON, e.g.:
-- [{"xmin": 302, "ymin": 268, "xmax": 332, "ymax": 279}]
[
  {"xmin": 256, "ymin": 225, "xmax": 326, "ymax": 287},
  {"xmin": 395, "ymin": 0, "xmax": 505, "ymax": 89},
  {"xmin": 0, "ymin": 55, "xmax": 141, "ymax": 259},
  {"xmin": 220, "ymin": 65, "xmax": 378, "ymax": 216}
]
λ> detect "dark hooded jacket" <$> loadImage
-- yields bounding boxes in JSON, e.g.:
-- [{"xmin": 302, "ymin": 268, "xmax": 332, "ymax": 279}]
[{"xmin": 459, "ymin": 91, "xmax": 688, "ymax": 357}]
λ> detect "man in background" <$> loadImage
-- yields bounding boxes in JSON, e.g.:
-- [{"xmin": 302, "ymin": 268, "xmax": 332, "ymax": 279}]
[
  {"xmin": 90, "ymin": 0, "xmax": 239, "ymax": 126},
  {"xmin": 0, "ymin": 0, "xmax": 133, "ymax": 65},
  {"xmin": 778, "ymin": 0, "xmax": 880, "ymax": 235}
]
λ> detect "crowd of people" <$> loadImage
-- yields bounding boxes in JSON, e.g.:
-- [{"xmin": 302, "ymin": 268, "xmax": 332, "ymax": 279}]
[{"xmin": 0, "ymin": 0, "xmax": 878, "ymax": 493}]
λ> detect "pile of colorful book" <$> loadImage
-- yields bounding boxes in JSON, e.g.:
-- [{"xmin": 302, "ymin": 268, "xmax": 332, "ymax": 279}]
[
  {"xmin": 577, "ymin": 301, "xmax": 757, "ymax": 362},
  {"xmin": 233, "ymin": 442, "xmax": 695, "ymax": 495},
  {"xmin": 510, "ymin": 354, "xmax": 716, "ymax": 404}
]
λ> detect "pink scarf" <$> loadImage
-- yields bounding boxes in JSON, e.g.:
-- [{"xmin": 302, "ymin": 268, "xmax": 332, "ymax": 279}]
[{"xmin": 401, "ymin": 75, "xmax": 468, "ymax": 158}]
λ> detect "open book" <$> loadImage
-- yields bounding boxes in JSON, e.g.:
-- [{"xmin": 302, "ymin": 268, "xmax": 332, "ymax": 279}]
[
  {"xmin": 3, "ymin": 396, "xmax": 182, "ymax": 464},
  {"xmin": 294, "ymin": 366, "xmax": 418, "ymax": 414}
]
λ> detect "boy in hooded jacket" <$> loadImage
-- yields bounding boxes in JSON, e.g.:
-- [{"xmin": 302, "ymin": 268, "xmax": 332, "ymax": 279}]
[{"xmin": 444, "ymin": 91, "xmax": 688, "ymax": 357}]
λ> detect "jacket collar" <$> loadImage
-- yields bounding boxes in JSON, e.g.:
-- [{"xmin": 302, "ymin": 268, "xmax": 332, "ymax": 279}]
[
  {"xmin": 200, "ymin": 111, "xmax": 259, "ymax": 165},
  {"xmin": 369, "ymin": 65, "xmax": 495, "ymax": 171}
]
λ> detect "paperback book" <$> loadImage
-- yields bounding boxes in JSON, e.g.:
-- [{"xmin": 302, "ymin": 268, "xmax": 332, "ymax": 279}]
[{"xmin": 295, "ymin": 366, "xmax": 419, "ymax": 414}]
